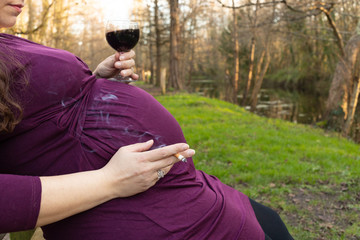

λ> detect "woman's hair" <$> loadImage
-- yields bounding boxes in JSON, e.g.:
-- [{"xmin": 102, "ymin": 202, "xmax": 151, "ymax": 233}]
[{"xmin": 0, "ymin": 45, "xmax": 27, "ymax": 133}]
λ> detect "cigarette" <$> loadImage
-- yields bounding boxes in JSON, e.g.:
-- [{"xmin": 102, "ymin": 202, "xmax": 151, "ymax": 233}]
[{"xmin": 175, "ymin": 153, "xmax": 187, "ymax": 162}]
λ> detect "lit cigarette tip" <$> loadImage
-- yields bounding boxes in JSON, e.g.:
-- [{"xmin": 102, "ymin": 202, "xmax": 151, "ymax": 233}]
[{"xmin": 175, "ymin": 153, "xmax": 187, "ymax": 163}]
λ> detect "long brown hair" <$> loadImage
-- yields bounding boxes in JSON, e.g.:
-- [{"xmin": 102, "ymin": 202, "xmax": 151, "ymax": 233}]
[{"xmin": 0, "ymin": 44, "xmax": 27, "ymax": 133}]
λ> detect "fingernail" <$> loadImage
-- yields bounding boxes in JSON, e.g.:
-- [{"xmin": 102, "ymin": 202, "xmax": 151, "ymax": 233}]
[
  {"xmin": 182, "ymin": 144, "xmax": 189, "ymax": 150},
  {"xmin": 115, "ymin": 62, "xmax": 122, "ymax": 68},
  {"xmin": 187, "ymin": 149, "xmax": 196, "ymax": 155}
]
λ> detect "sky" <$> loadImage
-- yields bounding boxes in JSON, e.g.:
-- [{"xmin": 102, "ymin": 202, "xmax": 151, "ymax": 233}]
[{"xmin": 97, "ymin": 0, "xmax": 134, "ymax": 20}]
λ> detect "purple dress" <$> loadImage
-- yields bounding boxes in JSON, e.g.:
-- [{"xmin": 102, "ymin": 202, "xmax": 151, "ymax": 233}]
[{"xmin": 0, "ymin": 34, "xmax": 264, "ymax": 240}]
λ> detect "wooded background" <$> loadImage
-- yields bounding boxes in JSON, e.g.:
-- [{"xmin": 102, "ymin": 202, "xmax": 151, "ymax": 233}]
[{"xmin": 2, "ymin": 0, "xmax": 360, "ymax": 141}]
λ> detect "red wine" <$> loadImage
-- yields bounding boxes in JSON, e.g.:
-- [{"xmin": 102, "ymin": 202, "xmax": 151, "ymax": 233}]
[{"xmin": 106, "ymin": 29, "xmax": 140, "ymax": 52}]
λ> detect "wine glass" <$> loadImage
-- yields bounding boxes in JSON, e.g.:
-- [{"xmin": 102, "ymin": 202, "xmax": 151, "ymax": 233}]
[{"xmin": 105, "ymin": 19, "xmax": 140, "ymax": 82}]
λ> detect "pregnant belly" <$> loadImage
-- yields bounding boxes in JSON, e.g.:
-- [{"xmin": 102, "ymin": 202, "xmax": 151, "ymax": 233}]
[
  {"xmin": 79, "ymin": 79, "xmax": 159, "ymax": 169},
  {"xmin": 42, "ymin": 171, "xmax": 223, "ymax": 240},
  {"xmin": 79, "ymin": 78, "xmax": 188, "ymax": 170}
]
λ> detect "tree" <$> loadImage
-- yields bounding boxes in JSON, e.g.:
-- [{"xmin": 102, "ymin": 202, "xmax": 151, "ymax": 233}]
[
  {"xmin": 232, "ymin": 0, "xmax": 240, "ymax": 103},
  {"xmin": 250, "ymin": 41, "xmax": 271, "ymax": 112},
  {"xmin": 326, "ymin": 28, "xmax": 360, "ymax": 135},
  {"xmin": 250, "ymin": 1, "xmax": 276, "ymax": 111},
  {"xmin": 155, "ymin": 0, "xmax": 162, "ymax": 86},
  {"xmin": 168, "ymin": 0, "xmax": 182, "ymax": 89},
  {"xmin": 280, "ymin": 0, "xmax": 360, "ymax": 136},
  {"xmin": 242, "ymin": 0, "xmax": 260, "ymax": 106}
]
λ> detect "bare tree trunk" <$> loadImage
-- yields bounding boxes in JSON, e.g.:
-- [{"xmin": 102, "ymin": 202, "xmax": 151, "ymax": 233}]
[
  {"xmin": 242, "ymin": 0, "xmax": 259, "ymax": 106},
  {"xmin": 38, "ymin": 0, "xmax": 51, "ymax": 43},
  {"xmin": 187, "ymin": 12, "xmax": 197, "ymax": 86},
  {"xmin": 161, "ymin": 68, "xmax": 167, "ymax": 95},
  {"xmin": 53, "ymin": 0, "xmax": 61, "ymax": 49},
  {"xmin": 326, "ymin": 34, "xmax": 360, "ymax": 131},
  {"xmin": 343, "ymin": 29, "xmax": 360, "ymax": 136},
  {"xmin": 150, "ymin": 44, "xmax": 155, "ymax": 84},
  {"xmin": 169, "ymin": 0, "xmax": 182, "ymax": 89},
  {"xmin": 250, "ymin": 50, "xmax": 270, "ymax": 112},
  {"xmin": 27, "ymin": 0, "xmax": 34, "ymax": 41},
  {"xmin": 249, "ymin": 0, "xmax": 275, "ymax": 112},
  {"xmin": 255, "ymin": 50, "xmax": 266, "ymax": 88},
  {"xmin": 145, "ymin": 4, "xmax": 154, "ymax": 84},
  {"xmin": 320, "ymin": 3, "xmax": 360, "ymax": 136},
  {"xmin": 343, "ymin": 77, "xmax": 360, "ymax": 136},
  {"xmin": 52, "ymin": 0, "xmax": 71, "ymax": 50},
  {"xmin": 232, "ymin": 0, "xmax": 240, "ymax": 103},
  {"xmin": 243, "ymin": 36, "xmax": 256, "ymax": 105},
  {"xmin": 154, "ymin": 0, "xmax": 162, "ymax": 87}
]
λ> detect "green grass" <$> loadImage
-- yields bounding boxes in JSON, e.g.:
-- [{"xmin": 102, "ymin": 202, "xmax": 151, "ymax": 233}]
[
  {"xmin": 156, "ymin": 93, "xmax": 360, "ymax": 240},
  {"xmin": 10, "ymin": 230, "xmax": 34, "ymax": 240}
]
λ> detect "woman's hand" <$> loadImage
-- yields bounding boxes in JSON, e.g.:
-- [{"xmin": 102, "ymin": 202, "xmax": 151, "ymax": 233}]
[
  {"xmin": 36, "ymin": 140, "xmax": 195, "ymax": 227},
  {"xmin": 101, "ymin": 140, "xmax": 196, "ymax": 198},
  {"xmin": 93, "ymin": 50, "xmax": 139, "ymax": 80}
]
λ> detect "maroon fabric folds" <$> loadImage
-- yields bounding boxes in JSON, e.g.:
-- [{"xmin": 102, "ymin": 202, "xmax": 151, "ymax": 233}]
[{"xmin": 0, "ymin": 33, "xmax": 264, "ymax": 239}]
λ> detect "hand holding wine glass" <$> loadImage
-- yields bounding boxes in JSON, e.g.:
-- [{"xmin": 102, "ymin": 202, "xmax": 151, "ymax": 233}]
[
  {"xmin": 93, "ymin": 51, "xmax": 138, "ymax": 80},
  {"xmin": 105, "ymin": 19, "xmax": 140, "ymax": 82}
]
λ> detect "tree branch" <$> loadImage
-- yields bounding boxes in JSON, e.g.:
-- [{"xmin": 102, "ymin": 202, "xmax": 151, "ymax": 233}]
[
  {"xmin": 318, "ymin": 5, "xmax": 345, "ymax": 56},
  {"xmin": 281, "ymin": 1, "xmax": 345, "ymax": 56},
  {"xmin": 215, "ymin": 0, "xmax": 284, "ymax": 9}
]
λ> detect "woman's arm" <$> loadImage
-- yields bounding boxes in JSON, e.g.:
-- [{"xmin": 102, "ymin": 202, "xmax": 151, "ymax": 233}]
[{"xmin": 36, "ymin": 140, "xmax": 195, "ymax": 227}]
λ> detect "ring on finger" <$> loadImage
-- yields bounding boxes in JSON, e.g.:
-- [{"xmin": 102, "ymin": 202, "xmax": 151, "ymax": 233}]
[{"xmin": 157, "ymin": 169, "xmax": 165, "ymax": 180}]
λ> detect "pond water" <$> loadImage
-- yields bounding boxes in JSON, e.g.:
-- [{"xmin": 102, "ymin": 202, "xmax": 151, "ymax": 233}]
[
  {"xmin": 245, "ymin": 89, "xmax": 326, "ymax": 125},
  {"xmin": 191, "ymin": 80, "xmax": 326, "ymax": 125}
]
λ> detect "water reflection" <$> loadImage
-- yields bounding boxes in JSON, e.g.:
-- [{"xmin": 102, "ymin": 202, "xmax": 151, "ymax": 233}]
[
  {"xmin": 191, "ymin": 79, "xmax": 325, "ymax": 125},
  {"xmin": 246, "ymin": 89, "xmax": 326, "ymax": 125}
]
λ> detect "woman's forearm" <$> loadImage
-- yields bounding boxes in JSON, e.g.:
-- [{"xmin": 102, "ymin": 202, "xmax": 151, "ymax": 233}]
[
  {"xmin": 36, "ymin": 169, "xmax": 114, "ymax": 227},
  {"xmin": 36, "ymin": 141, "xmax": 195, "ymax": 227}
]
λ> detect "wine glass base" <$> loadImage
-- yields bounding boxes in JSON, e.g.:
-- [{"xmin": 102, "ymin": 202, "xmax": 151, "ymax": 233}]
[{"xmin": 108, "ymin": 76, "xmax": 136, "ymax": 83}]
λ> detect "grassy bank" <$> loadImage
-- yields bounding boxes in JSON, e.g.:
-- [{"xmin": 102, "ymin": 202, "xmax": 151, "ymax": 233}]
[{"xmin": 156, "ymin": 94, "xmax": 360, "ymax": 240}]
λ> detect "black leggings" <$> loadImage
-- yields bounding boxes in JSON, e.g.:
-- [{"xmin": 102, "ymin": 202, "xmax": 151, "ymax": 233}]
[{"xmin": 249, "ymin": 199, "xmax": 294, "ymax": 240}]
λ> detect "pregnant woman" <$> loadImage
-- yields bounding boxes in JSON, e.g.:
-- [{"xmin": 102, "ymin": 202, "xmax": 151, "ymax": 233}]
[{"xmin": 0, "ymin": 1, "xmax": 293, "ymax": 239}]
